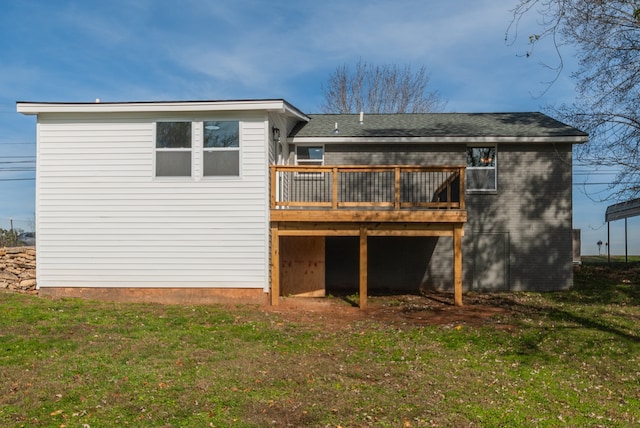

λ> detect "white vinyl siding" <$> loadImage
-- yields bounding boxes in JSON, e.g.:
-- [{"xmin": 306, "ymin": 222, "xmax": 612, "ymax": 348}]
[{"xmin": 35, "ymin": 114, "xmax": 269, "ymax": 289}]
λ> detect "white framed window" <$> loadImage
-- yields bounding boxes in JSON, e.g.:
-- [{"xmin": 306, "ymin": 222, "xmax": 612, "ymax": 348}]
[
  {"xmin": 155, "ymin": 121, "xmax": 192, "ymax": 177},
  {"xmin": 295, "ymin": 145, "xmax": 324, "ymax": 166},
  {"xmin": 203, "ymin": 120, "xmax": 240, "ymax": 176},
  {"xmin": 295, "ymin": 145, "xmax": 324, "ymax": 178},
  {"xmin": 466, "ymin": 146, "xmax": 497, "ymax": 192}
]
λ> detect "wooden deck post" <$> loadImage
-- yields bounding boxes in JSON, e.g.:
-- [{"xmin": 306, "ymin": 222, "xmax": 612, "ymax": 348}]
[
  {"xmin": 269, "ymin": 166, "xmax": 277, "ymax": 210},
  {"xmin": 359, "ymin": 227, "xmax": 368, "ymax": 309},
  {"xmin": 332, "ymin": 167, "xmax": 339, "ymax": 210},
  {"xmin": 394, "ymin": 167, "xmax": 401, "ymax": 210},
  {"xmin": 458, "ymin": 167, "xmax": 465, "ymax": 210},
  {"xmin": 453, "ymin": 224, "xmax": 463, "ymax": 306},
  {"xmin": 270, "ymin": 222, "xmax": 280, "ymax": 306}
]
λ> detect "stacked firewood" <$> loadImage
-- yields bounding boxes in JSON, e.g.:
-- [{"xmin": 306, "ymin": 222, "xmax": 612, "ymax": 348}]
[{"xmin": 0, "ymin": 247, "xmax": 36, "ymax": 294}]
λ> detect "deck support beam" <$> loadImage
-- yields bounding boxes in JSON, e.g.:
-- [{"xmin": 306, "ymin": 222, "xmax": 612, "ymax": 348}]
[
  {"xmin": 453, "ymin": 224, "xmax": 463, "ymax": 307},
  {"xmin": 270, "ymin": 222, "xmax": 280, "ymax": 306},
  {"xmin": 359, "ymin": 227, "xmax": 368, "ymax": 309}
]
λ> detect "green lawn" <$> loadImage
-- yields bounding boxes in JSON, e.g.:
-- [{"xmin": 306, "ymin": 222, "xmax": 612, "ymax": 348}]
[
  {"xmin": 1, "ymin": 264, "xmax": 639, "ymax": 427},
  {"xmin": 582, "ymin": 254, "xmax": 640, "ymax": 264}
]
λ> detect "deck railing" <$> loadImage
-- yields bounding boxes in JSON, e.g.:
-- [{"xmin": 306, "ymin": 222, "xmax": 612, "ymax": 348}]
[{"xmin": 270, "ymin": 165, "xmax": 465, "ymax": 211}]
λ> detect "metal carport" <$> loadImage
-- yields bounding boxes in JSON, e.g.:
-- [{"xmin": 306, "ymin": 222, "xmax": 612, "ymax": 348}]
[{"xmin": 605, "ymin": 198, "xmax": 640, "ymax": 263}]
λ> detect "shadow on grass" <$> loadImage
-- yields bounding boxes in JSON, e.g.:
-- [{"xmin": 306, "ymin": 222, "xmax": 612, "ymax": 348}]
[
  {"xmin": 338, "ymin": 294, "xmax": 359, "ymax": 307},
  {"xmin": 563, "ymin": 263, "xmax": 640, "ymax": 304},
  {"xmin": 494, "ymin": 264, "xmax": 640, "ymax": 349},
  {"xmin": 503, "ymin": 301, "xmax": 640, "ymax": 361},
  {"xmin": 328, "ymin": 264, "xmax": 640, "ymax": 349},
  {"xmin": 335, "ymin": 289, "xmax": 424, "ymax": 307}
]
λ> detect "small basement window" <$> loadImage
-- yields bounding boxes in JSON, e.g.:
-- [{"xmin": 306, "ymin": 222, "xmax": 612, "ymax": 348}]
[
  {"xmin": 466, "ymin": 146, "xmax": 496, "ymax": 191},
  {"xmin": 203, "ymin": 120, "xmax": 240, "ymax": 176},
  {"xmin": 156, "ymin": 121, "xmax": 192, "ymax": 177}
]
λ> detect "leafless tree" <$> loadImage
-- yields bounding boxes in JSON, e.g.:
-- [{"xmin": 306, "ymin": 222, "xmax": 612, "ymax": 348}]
[
  {"xmin": 320, "ymin": 60, "xmax": 447, "ymax": 114},
  {"xmin": 506, "ymin": 0, "xmax": 640, "ymax": 201}
]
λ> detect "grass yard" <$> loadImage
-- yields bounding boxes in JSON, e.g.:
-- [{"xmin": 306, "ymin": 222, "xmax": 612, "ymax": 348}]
[
  {"xmin": 582, "ymin": 255, "xmax": 640, "ymax": 264},
  {"xmin": 1, "ymin": 264, "xmax": 639, "ymax": 427}
]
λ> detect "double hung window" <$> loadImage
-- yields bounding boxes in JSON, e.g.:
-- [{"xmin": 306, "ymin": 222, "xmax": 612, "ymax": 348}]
[
  {"xmin": 203, "ymin": 120, "xmax": 240, "ymax": 176},
  {"xmin": 466, "ymin": 146, "xmax": 497, "ymax": 191},
  {"xmin": 156, "ymin": 121, "xmax": 192, "ymax": 177}
]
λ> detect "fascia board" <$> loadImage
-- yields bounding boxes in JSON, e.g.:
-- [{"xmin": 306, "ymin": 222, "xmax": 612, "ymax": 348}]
[
  {"xmin": 16, "ymin": 100, "xmax": 307, "ymax": 116},
  {"xmin": 281, "ymin": 101, "xmax": 310, "ymax": 122}
]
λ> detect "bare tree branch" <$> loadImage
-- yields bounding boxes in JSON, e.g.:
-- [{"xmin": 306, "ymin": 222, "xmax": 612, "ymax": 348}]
[
  {"xmin": 320, "ymin": 60, "xmax": 447, "ymax": 114},
  {"xmin": 507, "ymin": 0, "xmax": 640, "ymax": 201}
]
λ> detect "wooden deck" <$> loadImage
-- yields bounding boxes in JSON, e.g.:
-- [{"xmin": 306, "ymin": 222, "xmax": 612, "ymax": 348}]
[{"xmin": 269, "ymin": 165, "xmax": 467, "ymax": 308}]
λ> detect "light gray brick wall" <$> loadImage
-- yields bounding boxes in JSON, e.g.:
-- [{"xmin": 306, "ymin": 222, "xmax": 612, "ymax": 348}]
[
  {"xmin": 323, "ymin": 144, "xmax": 464, "ymax": 166},
  {"xmin": 425, "ymin": 143, "xmax": 574, "ymax": 292},
  {"xmin": 290, "ymin": 142, "xmax": 575, "ymax": 293}
]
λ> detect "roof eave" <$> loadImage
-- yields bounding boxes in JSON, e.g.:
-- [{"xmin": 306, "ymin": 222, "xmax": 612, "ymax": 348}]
[
  {"xmin": 289, "ymin": 135, "xmax": 589, "ymax": 144},
  {"xmin": 280, "ymin": 101, "xmax": 310, "ymax": 122}
]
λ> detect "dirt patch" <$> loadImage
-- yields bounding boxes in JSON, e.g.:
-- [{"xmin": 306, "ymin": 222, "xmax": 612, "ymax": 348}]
[{"xmin": 264, "ymin": 292, "xmax": 514, "ymax": 330}]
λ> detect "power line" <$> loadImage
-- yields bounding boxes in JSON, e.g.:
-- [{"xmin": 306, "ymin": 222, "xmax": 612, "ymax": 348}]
[
  {"xmin": 573, "ymin": 172, "xmax": 619, "ymax": 176},
  {"xmin": 573, "ymin": 182, "xmax": 637, "ymax": 186},
  {"xmin": 0, "ymin": 177, "xmax": 35, "ymax": 181},
  {"xmin": 0, "ymin": 160, "xmax": 35, "ymax": 164},
  {"xmin": 0, "ymin": 178, "xmax": 628, "ymax": 184}
]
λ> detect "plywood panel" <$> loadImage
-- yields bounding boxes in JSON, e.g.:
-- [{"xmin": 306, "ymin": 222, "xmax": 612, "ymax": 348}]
[{"xmin": 280, "ymin": 236, "xmax": 325, "ymax": 297}]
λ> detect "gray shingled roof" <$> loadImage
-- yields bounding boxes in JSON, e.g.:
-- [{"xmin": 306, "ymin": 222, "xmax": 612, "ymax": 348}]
[{"xmin": 289, "ymin": 112, "xmax": 587, "ymax": 139}]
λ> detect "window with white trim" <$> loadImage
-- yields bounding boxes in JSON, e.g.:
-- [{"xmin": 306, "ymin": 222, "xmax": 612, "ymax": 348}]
[
  {"xmin": 466, "ymin": 146, "xmax": 497, "ymax": 191},
  {"xmin": 203, "ymin": 120, "xmax": 240, "ymax": 176},
  {"xmin": 295, "ymin": 145, "xmax": 324, "ymax": 166},
  {"xmin": 295, "ymin": 145, "xmax": 324, "ymax": 177},
  {"xmin": 156, "ymin": 121, "xmax": 192, "ymax": 177}
]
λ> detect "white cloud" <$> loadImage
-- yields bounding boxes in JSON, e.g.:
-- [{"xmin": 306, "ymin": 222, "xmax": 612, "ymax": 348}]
[{"xmin": 156, "ymin": 0, "xmax": 522, "ymax": 103}]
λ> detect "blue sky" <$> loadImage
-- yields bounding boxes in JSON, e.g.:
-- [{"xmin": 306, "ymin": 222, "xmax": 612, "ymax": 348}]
[{"xmin": 0, "ymin": 0, "xmax": 636, "ymax": 254}]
